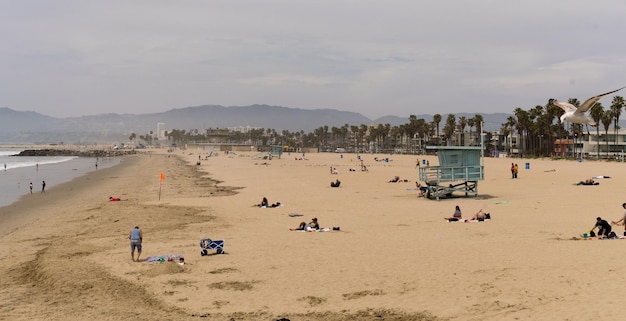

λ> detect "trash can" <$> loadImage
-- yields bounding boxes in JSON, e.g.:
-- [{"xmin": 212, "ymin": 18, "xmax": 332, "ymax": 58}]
[{"xmin": 525, "ymin": 162, "xmax": 530, "ymax": 169}]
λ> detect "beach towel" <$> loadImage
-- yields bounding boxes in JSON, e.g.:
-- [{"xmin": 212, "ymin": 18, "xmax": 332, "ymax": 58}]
[{"xmin": 146, "ymin": 254, "xmax": 184, "ymax": 262}]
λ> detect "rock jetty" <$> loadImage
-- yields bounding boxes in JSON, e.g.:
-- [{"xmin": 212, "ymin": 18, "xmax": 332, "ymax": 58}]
[{"xmin": 16, "ymin": 149, "xmax": 136, "ymax": 157}]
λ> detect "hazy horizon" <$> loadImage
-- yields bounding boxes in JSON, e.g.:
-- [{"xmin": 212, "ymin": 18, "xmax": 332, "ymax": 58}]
[{"xmin": 2, "ymin": 1, "xmax": 626, "ymax": 119}]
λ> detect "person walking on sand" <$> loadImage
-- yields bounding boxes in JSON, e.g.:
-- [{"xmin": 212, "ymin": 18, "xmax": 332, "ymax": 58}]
[
  {"xmin": 41, "ymin": 180, "xmax": 46, "ymax": 193},
  {"xmin": 510, "ymin": 163, "xmax": 515, "ymax": 179},
  {"xmin": 611, "ymin": 203, "xmax": 626, "ymax": 237},
  {"xmin": 29, "ymin": 182, "xmax": 33, "ymax": 194},
  {"xmin": 129, "ymin": 226, "xmax": 142, "ymax": 261}
]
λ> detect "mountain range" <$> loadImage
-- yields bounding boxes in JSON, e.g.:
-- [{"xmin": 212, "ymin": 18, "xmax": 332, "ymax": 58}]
[{"xmin": 0, "ymin": 105, "xmax": 512, "ymax": 144}]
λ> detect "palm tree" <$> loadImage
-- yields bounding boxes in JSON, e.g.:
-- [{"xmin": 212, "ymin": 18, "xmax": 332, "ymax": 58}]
[
  {"xmin": 443, "ymin": 114, "xmax": 456, "ymax": 146},
  {"xmin": 458, "ymin": 116, "xmax": 467, "ymax": 146},
  {"xmin": 590, "ymin": 103, "xmax": 605, "ymax": 159},
  {"xmin": 611, "ymin": 95, "xmax": 625, "ymax": 151},
  {"xmin": 433, "ymin": 114, "xmax": 442, "ymax": 145},
  {"xmin": 601, "ymin": 110, "xmax": 613, "ymax": 159},
  {"xmin": 473, "ymin": 114, "xmax": 484, "ymax": 147},
  {"xmin": 611, "ymin": 96, "xmax": 624, "ymax": 149},
  {"xmin": 467, "ymin": 118, "xmax": 475, "ymax": 145},
  {"xmin": 513, "ymin": 108, "xmax": 530, "ymax": 157},
  {"xmin": 504, "ymin": 116, "xmax": 516, "ymax": 155}
]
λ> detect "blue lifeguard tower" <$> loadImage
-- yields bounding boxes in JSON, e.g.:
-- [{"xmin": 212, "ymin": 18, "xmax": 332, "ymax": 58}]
[
  {"xmin": 269, "ymin": 145, "xmax": 283, "ymax": 158},
  {"xmin": 418, "ymin": 146, "xmax": 484, "ymax": 200}
]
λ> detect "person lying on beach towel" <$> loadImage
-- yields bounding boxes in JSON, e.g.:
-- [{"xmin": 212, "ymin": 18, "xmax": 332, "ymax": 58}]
[
  {"xmin": 592, "ymin": 175, "xmax": 610, "ymax": 179},
  {"xmin": 146, "ymin": 254, "xmax": 184, "ymax": 262},
  {"xmin": 291, "ymin": 217, "xmax": 319, "ymax": 231},
  {"xmin": 388, "ymin": 176, "xmax": 409, "ymax": 183},
  {"xmin": 109, "ymin": 197, "xmax": 123, "ymax": 201},
  {"xmin": 470, "ymin": 209, "xmax": 490, "ymax": 221},
  {"xmin": 575, "ymin": 179, "xmax": 598, "ymax": 185}
]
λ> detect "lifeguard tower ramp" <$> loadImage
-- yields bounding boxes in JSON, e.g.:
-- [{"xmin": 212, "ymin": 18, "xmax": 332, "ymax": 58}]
[{"xmin": 419, "ymin": 146, "xmax": 484, "ymax": 200}]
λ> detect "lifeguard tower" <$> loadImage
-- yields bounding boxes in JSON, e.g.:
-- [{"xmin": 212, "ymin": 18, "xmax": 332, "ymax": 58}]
[
  {"xmin": 269, "ymin": 145, "xmax": 283, "ymax": 159},
  {"xmin": 418, "ymin": 146, "xmax": 484, "ymax": 200}
]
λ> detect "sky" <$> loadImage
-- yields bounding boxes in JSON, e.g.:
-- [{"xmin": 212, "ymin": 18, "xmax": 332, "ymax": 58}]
[{"xmin": 1, "ymin": 0, "xmax": 626, "ymax": 120}]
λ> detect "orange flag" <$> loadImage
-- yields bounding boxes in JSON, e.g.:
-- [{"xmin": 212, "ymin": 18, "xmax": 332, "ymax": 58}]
[{"xmin": 160, "ymin": 172, "xmax": 165, "ymax": 181}]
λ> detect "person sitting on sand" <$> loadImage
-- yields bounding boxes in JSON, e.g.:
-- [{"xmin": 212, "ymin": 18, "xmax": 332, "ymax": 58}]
[
  {"xmin": 330, "ymin": 179, "xmax": 341, "ymax": 187},
  {"xmin": 592, "ymin": 217, "xmax": 612, "ymax": 239},
  {"xmin": 389, "ymin": 176, "xmax": 400, "ymax": 182},
  {"xmin": 445, "ymin": 205, "xmax": 463, "ymax": 222},
  {"xmin": 258, "ymin": 197, "xmax": 269, "ymax": 207},
  {"xmin": 291, "ymin": 217, "xmax": 320, "ymax": 232},
  {"xmin": 416, "ymin": 182, "xmax": 428, "ymax": 196},
  {"xmin": 470, "ymin": 209, "xmax": 491, "ymax": 221}
]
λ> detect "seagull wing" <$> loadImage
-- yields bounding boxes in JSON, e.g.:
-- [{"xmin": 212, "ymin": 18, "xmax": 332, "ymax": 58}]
[
  {"xmin": 577, "ymin": 86, "xmax": 626, "ymax": 113},
  {"xmin": 552, "ymin": 100, "xmax": 577, "ymax": 113}
]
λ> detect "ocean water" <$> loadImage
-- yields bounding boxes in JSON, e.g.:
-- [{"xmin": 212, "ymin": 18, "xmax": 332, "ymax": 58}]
[{"xmin": 0, "ymin": 148, "xmax": 121, "ymax": 207}]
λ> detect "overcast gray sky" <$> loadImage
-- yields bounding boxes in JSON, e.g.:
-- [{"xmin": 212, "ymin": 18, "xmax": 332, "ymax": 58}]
[{"xmin": 1, "ymin": 0, "xmax": 625, "ymax": 120}]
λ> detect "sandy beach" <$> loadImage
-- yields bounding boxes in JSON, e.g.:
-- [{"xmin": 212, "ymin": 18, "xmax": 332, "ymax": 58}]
[{"xmin": 1, "ymin": 149, "xmax": 626, "ymax": 321}]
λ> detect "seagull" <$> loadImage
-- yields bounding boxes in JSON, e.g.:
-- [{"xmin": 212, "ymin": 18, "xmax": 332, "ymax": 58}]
[{"xmin": 549, "ymin": 86, "xmax": 625, "ymax": 126}]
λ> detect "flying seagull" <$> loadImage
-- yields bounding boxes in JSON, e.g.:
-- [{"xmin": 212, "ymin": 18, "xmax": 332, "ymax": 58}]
[{"xmin": 549, "ymin": 86, "xmax": 625, "ymax": 126}]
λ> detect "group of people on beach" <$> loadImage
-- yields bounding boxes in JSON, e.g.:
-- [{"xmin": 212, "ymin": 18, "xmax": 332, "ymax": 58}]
[
  {"xmin": 290, "ymin": 217, "xmax": 320, "ymax": 232},
  {"xmin": 445, "ymin": 205, "xmax": 491, "ymax": 222},
  {"xmin": 28, "ymin": 180, "xmax": 45, "ymax": 194},
  {"xmin": 587, "ymin": 203, "xmax": 626, "ymax": 239},
  {"xmin": 510, "ymin": 163, "xmax": 519, "ymax": 179}
]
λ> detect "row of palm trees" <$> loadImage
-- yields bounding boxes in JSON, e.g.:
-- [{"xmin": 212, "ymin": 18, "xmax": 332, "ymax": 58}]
[
  {"xmin": 136, "ymin": 95, "xmax": 625, "ymax": 158},
  {"xmin": 503, "ymin": 95, "xmax": 625, "ymax": 157}
]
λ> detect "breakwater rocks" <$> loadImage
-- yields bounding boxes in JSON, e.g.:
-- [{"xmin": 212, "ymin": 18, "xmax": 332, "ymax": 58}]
[{"xmin": 16, "ymin": 149, "xmax": 136, "ymax": 157}]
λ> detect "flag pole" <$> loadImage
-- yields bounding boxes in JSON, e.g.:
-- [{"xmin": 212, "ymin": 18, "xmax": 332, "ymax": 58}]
[{"xmin": 159, "ymin": 172, "xmax": 165, "ymax": 200}]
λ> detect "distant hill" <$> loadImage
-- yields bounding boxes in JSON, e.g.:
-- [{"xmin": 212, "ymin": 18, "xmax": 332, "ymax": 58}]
[{"xmin": 0, "ymin": 105, "xmax": 512, "ymax": 144}]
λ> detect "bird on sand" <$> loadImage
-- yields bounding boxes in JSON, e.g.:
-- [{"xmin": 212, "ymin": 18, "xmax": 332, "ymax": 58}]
[{"xmin": 549, "ymin": 86, "xmax": 625, "ymax": 126}]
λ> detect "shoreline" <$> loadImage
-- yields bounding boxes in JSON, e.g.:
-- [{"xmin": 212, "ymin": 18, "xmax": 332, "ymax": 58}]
[
  {"xmin": 0, "ymin": 154, "xmax": 122, "ymax": 208},
  {"xmin": 1, "ymin": 150, "xmax": 626, "ymax": 320}
]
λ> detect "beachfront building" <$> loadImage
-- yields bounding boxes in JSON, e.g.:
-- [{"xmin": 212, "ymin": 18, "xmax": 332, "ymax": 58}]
[
  {"xmin": 495, "ymin": 128, "xmax": 626, "ymax": 160},
  {"xmin": 576, "ymin": 128, "xmax": 626, "ymax": 159}
]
